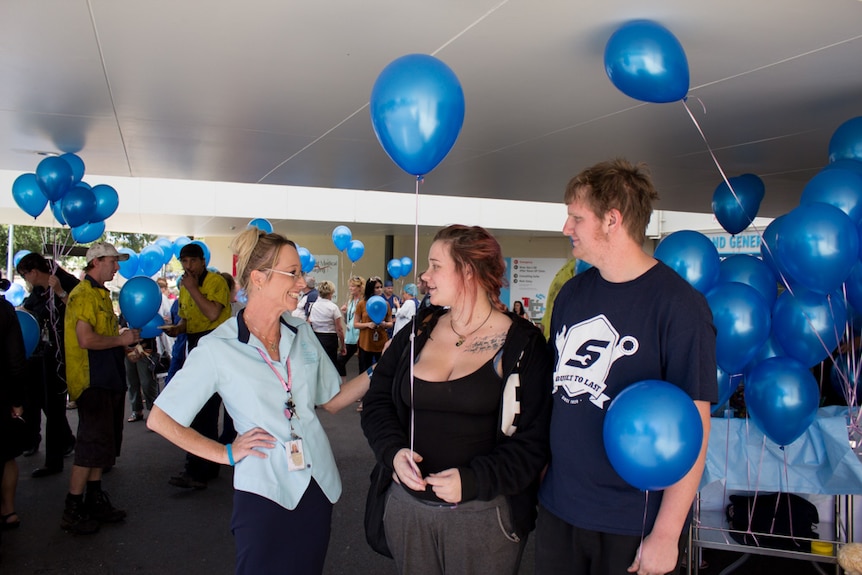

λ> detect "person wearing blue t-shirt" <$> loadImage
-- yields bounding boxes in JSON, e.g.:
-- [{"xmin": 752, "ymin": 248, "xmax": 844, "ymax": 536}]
[{"xmin": 535, "ymin": 159, "xmax": 717, "ymax": 575}]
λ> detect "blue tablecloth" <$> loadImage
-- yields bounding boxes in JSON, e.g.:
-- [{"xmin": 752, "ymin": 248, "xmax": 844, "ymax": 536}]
[{"xmin": 702, "ymin": 406, "xmax": 862, "ymax": 495}]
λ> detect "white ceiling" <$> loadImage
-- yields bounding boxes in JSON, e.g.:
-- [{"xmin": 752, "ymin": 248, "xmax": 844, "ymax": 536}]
[{"xmin": 2, "ymin": 0, "xmax": 862, "ymax": 237}]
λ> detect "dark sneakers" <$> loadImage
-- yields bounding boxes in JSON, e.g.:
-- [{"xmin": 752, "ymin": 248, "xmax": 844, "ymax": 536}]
[
  {"xmin": 61, "ymin": 499, "xmax": 99, "ymax": 535},
  {"xmin": 168, "ymin": 472, "xmax": 207, "ymax": 490},
  {"xmin": 85, "ymin": 490, "xmax": 127, "ymax": 523}
]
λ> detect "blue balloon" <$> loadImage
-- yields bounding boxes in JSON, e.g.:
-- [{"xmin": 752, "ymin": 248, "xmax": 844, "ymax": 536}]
[
  {"xmin": 332, "ymin": 226, "xmax": 352, "ymax": 252},
  {"xmin": 712, "ymin": 367, "xmax": 740, "ymax": 415},
  {"xmin": 387, "ymin": 259, "xmax": 402, "ymax": 280},
  {"xmin": 50, "ymin": 201, "xmax": 66, "ymax": 225},
  {"xmin": 718, "ymin": 254, "xmax": 778, "ymax": 309},
  {"xmin": 117, "ymin": 248, "xmax": 140, "ymax": 279},
  {"xmin": 366, "ymin": 295, "xmax": 388, "ymax": 325},
  {"xmin": 602, "ymin": 380, "xmax": 703, "ymax": 491},
  {"xmin": 60, "ymin": 186, "xmax": 97, "ymax": 228},
  {"xmin": 370, "ymin": 54, "xmax": 465, "ymax": 176},
  {"xmin": 12, "ymin": 173, "xmax": 48, "ymax": 218},
  {"xmin": 139, "ymin": 313, "xmax": 164, "ymax": 339},
  {"xmin": 745, "ymin": 357, "xmax": 819, "ymax": 446},
  {"xmin": 828, "ymin": 116, "xmax": 862, "ymax": 163},
  {"xmin": 823, "ymin": 158, "xmax": 862, "ymax": 176},
  {"xmin": 297, "ymin": 247, "xmax": 312, "ymax": 272},
  {"xmin": 831, "ymin": 353, "xmax": 861, "ymax": 401},
  {"xmin": 59, "ymin": 153, "xmax": 85, "ymax": 184},
  {"xmin": 346, "ymin": 240, "xmax": 365, "ymax": 263},
  {"xmin": 71, "ymin": 220, "xmax": 105, "ymax": 244},
  {"xmin": 190, "ymin": 240, "xmax": 211, "ymax": 265},
  {"xmin": 846, "ymin": 261, "xmax": 862, "ymax": 313},
  {"xmin": 772, "ymin": 289, "xmax": 846, "ymax": 367},
  {"xmin": 801, "ymin": 168, "xmax": 862, "ymax": 224},
  {"xmin": 743, "ymin": 334, "xmax": 786, "ymax": 381},
  {"xmin": 400, "ymin": 257, "xmax": 413, "ymax": 277},
  {"xmin": 138, "ymin": 245, "xmax": 165, "ymax": 277},
  {"xmin": 706, "ymin": 282, "xmax": 771, "ymax": 374},
  {"xmin": 759, "ymin": 215, "xmax": 796, "ymax": 289},
  {"xmin": 119, "ymin": 277, "xmax": 162, "ymax": 328},
  {"xmin": 173, "ymin": 236, "xmax": 191, "ymax": 259},
  {"xmin": 654, "ymin": 230, "xmax": 720, "ymax": 293},
  {"xmin": 4, "ymin": 283, "xmax": 26, "ymax": 307},
  {"xmin": 304, "ymin": 253, "xmax": 316, "ymax": 275},
  {"xmin": 89, "ymin": 184, "xmax": 119, "ymax": 222},
  {"xmin": 712, "ymin": 174, "xmax": 765, "ymax": 235},
  {"xmin": 604, "ymin": 20, "xmax": 689, "ymax": 104},
  {"xmin": 13, "ymin": 250, "xmax": 30, "ymax": 267},
  {"xmin": 248, "ymin": 218, "xmax": 273, "ymax": 234},
  {"xmin": 15, "ymin": 310, "xmax": 39, "ymax": 358},
  {"xmin": 35, "ymin": 156, "xmax": 74, "ymax": 202},
  {"xmin": 778, "ymin": 202, "xmax": 858, "ymax": 295},
  {"xmin": 155, "ymin": 237, "xmax": 174, "ymax": 264}
]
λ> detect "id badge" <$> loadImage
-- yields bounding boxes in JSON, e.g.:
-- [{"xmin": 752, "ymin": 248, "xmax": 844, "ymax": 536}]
[
  {"xmin": 287, "ymin": 439, "xmax": 305, "ymax": 471},
  {"xmin": 372, "ymin": 330, "xmax": 380, "ymax": 342}
]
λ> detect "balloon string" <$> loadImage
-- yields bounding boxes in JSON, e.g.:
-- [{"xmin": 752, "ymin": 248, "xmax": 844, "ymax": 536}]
[
  {"xmin": 638, "ymin": 490, "xmax": 649, "ymax": 565},
  {"xmin": 408, "ymin": 175, "xmax": 422, "ymax": 456}
]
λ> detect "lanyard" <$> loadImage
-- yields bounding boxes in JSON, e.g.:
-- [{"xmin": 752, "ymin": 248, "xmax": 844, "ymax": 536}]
[{"xmin": 257, "ymin": 348, "xmax": 299, "ymax": 422}]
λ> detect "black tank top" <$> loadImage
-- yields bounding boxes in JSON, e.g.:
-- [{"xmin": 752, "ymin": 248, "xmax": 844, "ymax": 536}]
[{"xmin": 400, "ymin": 356, "xmax": 503, "ymax": 502}]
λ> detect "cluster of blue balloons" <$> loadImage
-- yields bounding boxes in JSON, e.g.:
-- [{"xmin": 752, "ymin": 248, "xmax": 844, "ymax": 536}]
[
  {"xmin": 332, "ymin": 225, "xmax": 365, "ymax": 263},
  {"xmin": 119, "ymin": 237, "xmax": 205, "ymax": 280},
  {"xmin": 386, "ymin": 257, "xmax": 413, "ymax": 280},
  {"xmin": 11, "ymin": 154, "xmax": 119, "ymax": 243},
  {"xmin": 297, "ymin": 247, "xmax": 316, "ymax": 274}
]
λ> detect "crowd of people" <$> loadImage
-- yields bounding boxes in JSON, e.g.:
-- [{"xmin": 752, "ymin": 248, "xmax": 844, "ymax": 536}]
[{"xmin": 0, "ymin": 158, "xmax": 717, "ymax": 575}]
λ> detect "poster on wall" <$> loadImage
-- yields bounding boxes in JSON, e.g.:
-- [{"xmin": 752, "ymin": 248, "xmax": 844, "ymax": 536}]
[
  {"xmin": 308, "ymin": 254, "xmax": 339, "ymax": 296},
  {"xmin": 503, "ymin": 257, "xmax": 567, "ymax": 323}
]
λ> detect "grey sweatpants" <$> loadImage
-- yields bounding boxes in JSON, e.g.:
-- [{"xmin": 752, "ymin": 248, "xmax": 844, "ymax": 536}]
[{"xmin": 383, "ymin": 483, "xmax": 526, "ymax": 575}]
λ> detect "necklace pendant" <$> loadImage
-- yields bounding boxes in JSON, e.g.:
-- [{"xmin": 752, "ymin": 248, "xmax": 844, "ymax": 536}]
[{"xmin": 455, "ymin": 338, "xmax": 465, "ymax": 347}]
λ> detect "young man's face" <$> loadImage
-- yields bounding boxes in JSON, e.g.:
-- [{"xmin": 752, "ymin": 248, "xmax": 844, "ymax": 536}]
[
  {"xmin": 383, "ymin": 285, "xmax": 393, "ymax": 297},
  {"xmin": 563, "ymin": 198, "xmax": 608, "ymax": 265}
]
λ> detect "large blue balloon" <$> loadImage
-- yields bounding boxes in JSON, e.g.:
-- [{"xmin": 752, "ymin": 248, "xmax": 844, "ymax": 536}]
[
  {"xmin": 718, "ymin": 254, "xmax": 778, "ymax": 309},
  {"xmin": 743, "ymin": 334, "xmax": 786, "ymax": 381},
  {"xmin": 772, "ymin": 289, "xmax": 846, "ymax": 367},
  {"xmin": 828, "ymin": 116, "xmax": 862, "ymax": 163},
  {"xmin": 387, "ymin": 259, "xmax": 402, "ymax": 280},
  {"xmin": 366, "ymin": 295, "xmax": 388, "ymax": 325},
  {"xmin": 297, "ymin": 247, "xmax": 312, "ymax": 272},
  {"xmin": 332, "ymin": 226, "xmax": 352, "ymax": 252},
  {"xmin": 155, "ymin": 237, "xmax": 174, "ymax": 264},
  {"xmin": 90, "ymin": 184, "xmax": 119, "ymax": 222},
  {"xmin": 35, "ymin": 156, "xmax": 74, "ymax": 202},
  {"xmin": 346, "ymin": 240, "xmax": 365, "ymax": 263},
  {"xmin": 15, "ymin": 310, "xmax": 39, "ymax": 358},
  {"xmin": 117, "ymin": 248, "xmax": 140, "ymax": 279},
  {"xmin": 12, "ymin": 173, "xmax": 48, "ymax": 218},
  {"xmin": 400, "ymin": 257, "xmax": 413, "ymax": 277},
  {"xmin": 603, "ymin": 380, "xmax": 703, "ymax": 491},
  {"xmin": 778, "ymin": 202, "xmax": 858, "ymax": 295},
  {"xmin": 604, "ymin": 20, "xmax": 690, "ymax": 104},
  {"xmin": 59, "ymin": 153, "xmax": 85, "ymax": 184},
  {"xmin": 13, "ymin": 250, "xmax": 31, "ymax": 267},
  {"xmin": 4, "ymin": 283, "xmax": 25, "ymax": 307},
  {"xmin": 801, "ymin": 168, "xmax": 862, "ymax": 224},
  {"xmin": 119, "ymin": 277, "xmax": 161, "ymax": 328},
  {"xmin": 711, "ymin": 174, "xmax": 765, "ymax": 235},
  {"xmin": 370, "ymin": 54, "xmax": 465, "ymax": 176},
  {"xmin": 745, "ymin": 357, "xmax": 819, "ymax": 446},
  {"xmin": 189, "ymin": 240, "xmax": 211, "ymax": 265},
  {"xmin": 61, "ymin": 186, "xmax": 97, "ymax": 228},
  {"xmin": 824, "ymin": 159, "xmax": 862, "ymax": 177},
  {"xmin": 139, "ymin": 313, "xmax": 165, "ymax": 339},
  {"xmin": 173, "ymin": 236, "xmax": 191, "ymax": 259},
  {"xmin": 71, "ymin": 220, "xmax": 105, "ymax": 244},
  {"xmin": 248, "ymin": 218, "xmax": 273, "ymax": 234},
  {"xmin": 654, "ymin": 230, "xmax": 720, "ymax": 293},
  {"xmin": 138, "ymin": 245, "xmax": 165, "ymax": 277},
  {"xmin": 706, "ymin": 282, "xmax": 771, "ymax": 374}
]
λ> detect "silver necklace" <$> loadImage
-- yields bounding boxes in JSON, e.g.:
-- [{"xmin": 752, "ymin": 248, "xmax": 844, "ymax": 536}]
[{"xmin": 449, "ymin": 307, "xmax": 493, "ymax": 347}]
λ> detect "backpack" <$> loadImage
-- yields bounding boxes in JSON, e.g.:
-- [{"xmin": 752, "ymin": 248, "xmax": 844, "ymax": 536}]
[{"xmin": 725, "ymin": 492, "xmax": 819, "ymax": 552}]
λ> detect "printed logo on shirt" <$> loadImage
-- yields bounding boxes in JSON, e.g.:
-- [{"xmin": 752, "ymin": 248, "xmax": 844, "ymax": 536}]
[{"xmin": 553, "ymin": 314, "xmax": 638, "ymax": 409}]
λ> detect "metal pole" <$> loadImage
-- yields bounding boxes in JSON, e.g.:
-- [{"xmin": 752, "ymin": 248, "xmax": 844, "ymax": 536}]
[{"xmin": 6, "ymin": 224, "xmax": 13, "ymax": 279}]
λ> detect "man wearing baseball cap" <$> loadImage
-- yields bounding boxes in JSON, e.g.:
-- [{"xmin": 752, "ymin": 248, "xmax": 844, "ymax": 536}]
[
  {"xmin": 61, "ymin": 242, "xmax": 140, "ymax": 534},
  {"xmin": 163, "ymin": 241, "xmax": 231, "ymax": 490}
]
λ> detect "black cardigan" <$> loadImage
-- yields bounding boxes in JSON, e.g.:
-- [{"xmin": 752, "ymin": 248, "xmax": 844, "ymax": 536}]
[{"xmin": 360, "ymin": 307, "xmax": 552, "ymax": 538}]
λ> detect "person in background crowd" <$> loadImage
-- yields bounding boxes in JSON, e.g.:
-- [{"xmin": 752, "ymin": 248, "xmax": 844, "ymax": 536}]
[
  {"xmin": 511, "ymin": 300, "xmax": 528, "ymax": 321},
  {"xmin": 382, "ymin": 280, "xmax": 400, "ymax": 338},
  {"xmin": 16, "ymin": 253, "xmax": 78, "ymax": 477},
  {"xmin": 353, "ymin": 277, "xmax": 392, "ymax": 412},
  {"xmin": 0, "ymin": 294, "xmax": 27, "ymax": 534},
  {"xmin": 164, "ymin": 298, "xmax": 187, "ymax": 385},
  {"xmin": 293, "ymin": 276, "xmax": 318, "ymax": 321},
  {"xmin": 337, "ymin": 275, "xmax": 364, "ymax": 384},
  {"xmin": 62, "ymin": 242, "xmax": 139, "ymax": 535},
  {"xmin": 361, "ymin": 224, "xmax": 552, "ymax": 575},
  {"xmin": 308, "ymin": 280, "xmax": 344, "ymax": 370},
  {"xmin": 392, "ymin": 283, "xmax": 418, "ymax": 336},
  {"xmin": 120, "ymin": 312, "xmax": 158, "ymax": 423},
  {"xmin": 535, "ymin": 159, "xmax": 716, "ymax": 575},
  {"xmin": 148, "ymin": 227, "xmax": 373, "ymax": 574},
  {"xmin": 155, "ymin": 277, "xmax": 174, "ymax": 372},
  {"xmin": 162, "ymin": 242, "xmax": 231, "ymax": 490}
]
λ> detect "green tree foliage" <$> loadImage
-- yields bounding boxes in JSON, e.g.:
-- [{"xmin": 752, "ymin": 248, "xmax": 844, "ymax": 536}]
[{"xmin": 2, "ymin": 224, "xmax": 157, "ymax": 262}]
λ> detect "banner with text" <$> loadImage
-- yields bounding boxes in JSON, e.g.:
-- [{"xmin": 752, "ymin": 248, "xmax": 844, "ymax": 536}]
[{"xmin": 504, "ymin": 257, "xmax": 567, "ymax": 322}]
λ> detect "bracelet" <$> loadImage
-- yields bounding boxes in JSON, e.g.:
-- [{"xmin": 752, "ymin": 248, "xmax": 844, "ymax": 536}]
[
  {"xmin": 226, "ymin": 443, "xmax": 236, "ymax": 467},
  {"xmin": 366, "ymin": 366, "xmax": 375, "ymax": 377}
]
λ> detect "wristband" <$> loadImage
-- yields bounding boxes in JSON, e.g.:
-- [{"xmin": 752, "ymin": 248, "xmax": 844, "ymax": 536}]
[
  {"xmin": 366, "ymin": 366, "xmax": 375, "ymax": 377},
  {"xmin": 226, "ymin": 443, "xmax": 236, "ymax": 467}
]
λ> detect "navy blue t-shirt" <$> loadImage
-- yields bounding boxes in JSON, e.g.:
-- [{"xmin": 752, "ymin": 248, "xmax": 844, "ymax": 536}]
[{"xmin": 539, "ymin": 262, "xmax": 717, "ymax": 536}]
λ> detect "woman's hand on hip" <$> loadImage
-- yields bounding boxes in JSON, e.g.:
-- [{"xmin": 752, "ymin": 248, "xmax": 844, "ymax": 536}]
[
  {"xmin": 233, "ymin": 427, "xmax": 277, "ymax": 461},
  {"xmin": 426, "ymin": 468, "xmax": 462, "ymax": 504}
]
